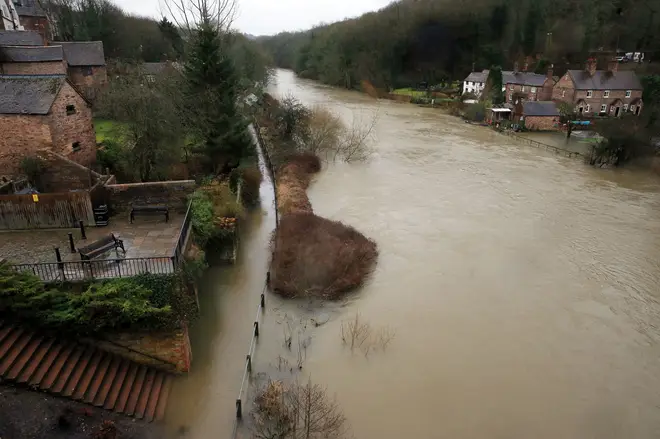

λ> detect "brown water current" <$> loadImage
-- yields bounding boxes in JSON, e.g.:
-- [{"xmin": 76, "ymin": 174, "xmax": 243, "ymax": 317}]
[{"xmin": 166, "ymin": 69, "xmax": 660, "ymax": 439}]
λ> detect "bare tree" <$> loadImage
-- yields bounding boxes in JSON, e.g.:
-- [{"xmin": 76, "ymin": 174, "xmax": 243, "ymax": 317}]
[
  {"xmin": 251, "ymin": 379, "xmax": 348, "ymax": 439},
  {"xmin": 340, "ymin": 313, "xmax": 395, "ymax": 357},
  {"xmin": 159, "ymin": 0, "xmax": 236, "ymax": 32}
]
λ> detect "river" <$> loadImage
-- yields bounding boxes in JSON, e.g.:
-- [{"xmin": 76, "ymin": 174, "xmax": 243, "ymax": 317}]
[{"xmin": 166, "ymin": 69, "xmax": 660, "ymax": 439}]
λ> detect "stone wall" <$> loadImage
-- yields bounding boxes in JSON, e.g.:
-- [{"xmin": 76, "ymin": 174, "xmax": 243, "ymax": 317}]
[
  {"xmin": 1, "ymin": 60, "xmax": 67, "ymax": 75},
  {"xmin": 68, "ymin": 65, "xmax": 107, "ymax": 101},
  {"xmin": 36, "ymin": 149, "xmax": 103, "ymax": 192},
  {"xmin": 524, "ymin": 116, "xmax": 560, "ymax": 131},
  {"xmin": 0, "ymin": 114, "xmax": 52, "ymax": 179},
  {"xmin": 47, "ymin": 81, "xmax": 96, "ymax": 168},
  {"xmin": 89, "ymin": 326, "xmax": 192, "ymax": 374},
  {"xmin": 104, "ymin": 180, "xmax": 195, "ymax": 214}
]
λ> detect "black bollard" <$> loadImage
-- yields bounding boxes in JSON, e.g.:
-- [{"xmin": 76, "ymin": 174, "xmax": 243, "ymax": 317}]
[
  {"xmin": 260, "ymin": 293, "xmax": 265, "ymax": 308},
  {"xmin": 79, "ymin": 220, "xmax": 86, "ymax": 239},
  {"xmin": 266, "ymin": 271, "xmax": 271, "ymax": 285},
  {"xmin": 246, "ymin": 354, "xmax": 252, "ymax": 372},
  {"xmin": 68, "ymin": 233, "xmax": 76, "ymax": 253},
  {"xmin": 54, "ymin": 246, "xmax": 62, "ymax": 263},
  {"xmin": 236, "ymin": 399, "xmax": 242, "ymax": 419},
  {"xmin": 254, "ymin": 321, "xmax": 259, "ymax": 337}
]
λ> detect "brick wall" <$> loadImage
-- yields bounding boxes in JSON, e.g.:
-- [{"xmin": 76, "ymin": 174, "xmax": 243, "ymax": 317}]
[
  {"xmin": 105, "ymin": 180, "xmax": 195, "ymax": 214},
  {"xmin": 1, "ymin": 60, "xmax": 67, "ymax": 75},
  {"xmin": 68, "ymin": 65, "xmax": 108, "ymax": 101},
  {"xmin": 36, "ymin": 149, "xmax": 102, "ymax": 192},
  {"xmin": 524, "ymin": 116, "xmax": 560, "ymax": 131},
  {"xmin": 88, "ymin": 325, "xmax": 192, "ymax": 374},
  {"xmin": 505, "ymin": 83, "xmax": 541, "ymax": 103},
  {"xmin": 19, "ymin": 15, "xmax": 49, "ymax": 41},
  {"xmin": 552, "ymin": 73, "xmax": 576, "ymax": 103},
  {"xmin": 47, "ymin": 81, "xmax": 96, "ymax": 168},
  {"xmin": 0, "ymin": 114, "xmax": 52, "ymax": 178}
]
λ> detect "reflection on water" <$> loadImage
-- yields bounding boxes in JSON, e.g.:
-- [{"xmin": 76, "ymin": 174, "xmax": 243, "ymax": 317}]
[{"xmin": 167, "ymin": 70, "xmax": 660, "ymax": 439}]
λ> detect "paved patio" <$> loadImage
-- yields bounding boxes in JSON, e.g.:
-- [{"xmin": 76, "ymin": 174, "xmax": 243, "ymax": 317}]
[{"xmin": 0, "ymin": 213, "xmax": 185, "ymax": 265}]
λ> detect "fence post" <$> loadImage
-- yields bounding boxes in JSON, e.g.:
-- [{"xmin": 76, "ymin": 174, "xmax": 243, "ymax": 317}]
[
  {"xmin": 254, "ymin": 321, "xmax": 259, "ymax": 337},
  {"xmin": 261, "ymin": 293, "xmax": 265, "ymax": 308},
  {"xmin": 246, "ymin": 354, "xmax": 252, "ymax": 373},
  {"xmin": 54, "ymin": 247, "xmax": 65, "ymax": 280},
  {"xmin": 79, "ymin": 220, "xmax": 87, "ymax": 239},
  {"xmin": 236, "ymin": 399, "xmax": 242, "ymax": 419},
  {"xmin": 171, "ymin": 256, "xmax": 177, "ymax": 273},
  {"xmin": 68, "ymin": 233, "xmax": 76, "ymax": 253}
]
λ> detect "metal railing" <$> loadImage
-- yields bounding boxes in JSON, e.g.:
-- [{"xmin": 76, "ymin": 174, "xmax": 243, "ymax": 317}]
[
  {"xmin": 253, "ymin": 122, "xmax": 279, "ymax": 226},
  {"xmin": 500, "ymin": 130, "xmax": 584, "ymax": 158},
  {"xmin": 12, "ymin": 257, "xmax": 176, "ymax": 282},
  {"xmin": 172, "ymin": 201, "xmax": 193, "ymax": 267}
]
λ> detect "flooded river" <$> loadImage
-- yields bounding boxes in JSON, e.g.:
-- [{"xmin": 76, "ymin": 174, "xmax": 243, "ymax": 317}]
[{"xmin": 167, "ymin": 69, "xmax": 660, "ymax": 439}]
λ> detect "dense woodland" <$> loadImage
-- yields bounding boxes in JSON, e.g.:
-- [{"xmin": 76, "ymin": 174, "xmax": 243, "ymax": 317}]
[{"xmin": 259, "ymin": 0, "xmax": 660, "ymax": 90}]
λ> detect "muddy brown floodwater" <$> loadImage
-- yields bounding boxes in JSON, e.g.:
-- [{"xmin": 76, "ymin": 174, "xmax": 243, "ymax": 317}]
[{"xmin": 166, "ymin": 69, "xmax": 660, "ymax": 439}]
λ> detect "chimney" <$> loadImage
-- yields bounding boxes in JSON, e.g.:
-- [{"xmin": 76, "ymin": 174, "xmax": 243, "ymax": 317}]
[
  {"xmin": 547, "ymin": 64, "xmax": 554, "ymax": 80},
  {"xmin": 608, "ymin": 58, "xmax": 618, "ymax": 74},
  {"xmin": 523, "ymin": 61, "xmax": 529, "ymax": 72},
  {"xmin": 514, "ymin": 61, "xmax": 519, "ymax": 73},
  {"xmin": 585, "ymin": 58, "xmax": 597, "ymax": 77}
]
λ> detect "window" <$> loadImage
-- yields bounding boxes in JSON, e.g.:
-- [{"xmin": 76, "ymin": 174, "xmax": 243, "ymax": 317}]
[
  {"xmin": 66, "ymin": 104, "xmax": 76, "ymax": 115},
  {"xmin": 82, "ymin": 67, "xmax": 93, "ymax": 76},
  {"xmin": 585, "ymin": 104, "xmax": 591, "ymax": 113},
  {"xmin": 587, "ymin": 90, "xmax": 593, "ymax": 98},
  {"xmin": 603, "ymin": 90, "xmax": 610, "ymax": 98},
  {"xmin": 625, "ymin": 90, "xmax": 632, "ymax": 98},
  {"xmin": 623, "ymin": 104, "xmax": 629, "ymax": 111},
  {"xmin": 72, "ymin": 142, "xmax": 81, "ymax": 152},
  {"xmin": 630, "ymin": 105, "xmax": 636, "ymax": 112},
  {"xmin": 600, "ymin": 104, "xmax": 607, "ymax": 113},
  {"xmin": 531, "ymin": 87, "xmax": 537, "ymax": 93},
  {"xmin": 508, "ymin": 94, "xmax": 512, "ymax": 102},
  {"xmin": 521, "ymin": 86, "xmax": 526, "ymax": 92},
  {"xmin": 562, "ymin": 90, "xmax": 566, "ymax": 98},
  {"xmin": 510, "ymin": 85, "xmax": 514, "ymax": 90}
]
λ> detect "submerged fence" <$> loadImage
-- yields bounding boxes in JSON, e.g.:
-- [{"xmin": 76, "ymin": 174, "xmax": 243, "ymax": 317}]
[{"xmin": 499, "ymin": 129, "xmax": 584, "ymax": 158}]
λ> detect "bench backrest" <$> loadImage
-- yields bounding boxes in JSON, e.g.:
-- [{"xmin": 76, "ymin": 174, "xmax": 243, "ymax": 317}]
[{"xmin": 78, "ymin": 234, "xmax": 116, "ymax": 254}]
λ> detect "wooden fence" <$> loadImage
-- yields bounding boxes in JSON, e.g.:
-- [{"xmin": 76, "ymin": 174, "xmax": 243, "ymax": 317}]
[{"xmin": 0, "ymin": 191, "xmax": 95, "ymax": 230}]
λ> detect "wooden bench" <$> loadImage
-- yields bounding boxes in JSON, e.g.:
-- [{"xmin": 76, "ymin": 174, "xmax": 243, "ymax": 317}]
[
  {"xmin": 78, "ymin": 234, "xmax": 126, "ymax": 261},
  {"xmin": 130, "ymin": 205, "xmax": 169, "ymax": 223}
]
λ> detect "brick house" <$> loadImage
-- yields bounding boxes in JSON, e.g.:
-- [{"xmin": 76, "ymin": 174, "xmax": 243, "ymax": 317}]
[
  {"xmin": 552, "ymin": 59, "xmax": 643, "ymax": 117},
  {"xmin": 0, "ymin": 44, "xmax": 66, "ymax": 75},
  {"xmin": 502, "ymin": 70, "xmax": 551, "ymax": 103},
  {"xmin": 0, "ymin": 29, "xmax": 42, "ymax": 46},
  {"xmin": 0, "ymin": 76, "xmax": 96, "ymax": 179},
  {"xmin": 12, "ymin": 0, "xmax": 49, "ymax": 41},
  {"xmin": 514, "ymin": 101, "xmax": 560, "ymax": 131},
  {"xmin": 60, "ymin": 41, "xmax": 107, "ymax": 100}
]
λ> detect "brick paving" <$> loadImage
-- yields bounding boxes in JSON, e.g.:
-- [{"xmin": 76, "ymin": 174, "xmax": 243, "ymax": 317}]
[{"xmin": 0, "ymin": 214, "xmax": 185, "ymax": 265}]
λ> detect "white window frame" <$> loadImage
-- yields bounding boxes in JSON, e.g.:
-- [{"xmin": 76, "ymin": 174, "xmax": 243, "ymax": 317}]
[
  {"xmin": 510, "ymin": 85, "xmax": 514, "ymax": 90},
  {"xmin": 603, "ymin": 90, "xmax": 610, "ymax": 98},
  {"xmin": 630, "ymin": 105, "xmax": 636, "ymax": 112},
  {"xmin": 531, "ymin": 87, "xmax": 537, "ymax": 93},
  {"xmin": 587, "ymin": 90, "xmax": 593, "ymax": 98},
  {"xmin": 562, "ymin": 90, "xmax": 566, "ymax": 98},
  {"xmin": 585, "ymin": 104, "xmax": 591, "ymax": 113},
  {"xmin": 521, "ymin": 86, "xmax": 526, "ymax": 92},
  {"xmin": 508, "ymin": 94, "xmax": 512, "ymax": 102},
  {"xmin": 623, "ymin": 104, "xmax": 629, "ymax": 111},
  {"xmin": 625, "ymin": 90, "xmax": 632, "ymax": 98},
  {"xmin": 600, "ymin": 104, "xmax": 607, "ymax": 113}
]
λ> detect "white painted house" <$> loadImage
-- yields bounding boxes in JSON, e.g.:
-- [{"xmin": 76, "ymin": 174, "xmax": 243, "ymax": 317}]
[
  {"xmin": 0, "ymin": 0, "xmax": 23, "ymax": 31},
  {"xmin": 463, "ymin": 70, "xmax": 489, "ymax": 97}
]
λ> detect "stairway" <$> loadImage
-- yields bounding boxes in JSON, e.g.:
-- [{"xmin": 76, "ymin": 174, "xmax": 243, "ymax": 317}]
[{"xmin": 0, "ymin": 322, "xmax": 174, "ymax": 422}]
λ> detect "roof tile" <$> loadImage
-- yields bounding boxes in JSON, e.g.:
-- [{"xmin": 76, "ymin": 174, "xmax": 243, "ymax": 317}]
[{"xmin": 0, "ymin": 76, "xmax": 66, "ymax": 115}]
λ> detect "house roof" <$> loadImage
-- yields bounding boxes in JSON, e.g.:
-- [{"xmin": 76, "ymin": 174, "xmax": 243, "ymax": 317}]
[
  {"xmin": 523, "ymin": 101, "xmax": 559, "ymax": 117},
  {"xmin": 464, "ymin": 70, "xmax": 489, "ymax": 83},
  {"xmin": 14, "ymin": 0, "xmax": 46, "ymax": 17},
  {"xmin": 0, "ymin": 30, "xmax": 43, "ymax": 46},
  {"xmin": 567, "ymin": 70, "xmax": 642, "ymax": 90},
  {"xmin": 0, "ymin": 45, "xmax": 63, "ymax": 62},
  {"xmin": 502, "ymin": 71, "xmax": 547, "ymax": 87},
  {"xmin": 60, "ymin": 41, "xmax": 106, "ymax": 66},
  {"xmin": 0, "ymin": 76, "xmax": 66, "ymax": 115}
]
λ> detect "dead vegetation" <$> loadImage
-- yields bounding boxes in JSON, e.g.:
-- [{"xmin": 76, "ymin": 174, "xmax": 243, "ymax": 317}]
[
  {"xmin": 251, "ymin": 379, "xmax": 348, "ymax": 439},
  {"xmin": 271, "ymin": 213, "xmax": 378, "ymax": 299},
  {"xmin": 276, "ymin": 154, "xmax": 321, "ymax": 216},
  {"xmin": 340, "ymin": 313, "xmax": 395, "ymax": 356}
]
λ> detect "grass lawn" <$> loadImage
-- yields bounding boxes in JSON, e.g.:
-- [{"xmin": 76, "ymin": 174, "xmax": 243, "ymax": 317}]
[
  {"xmin": 392, "ymin": 88, "xmax": 428, "ymax": 98},
  {"xmin": 94, "ymin": 119, "xmax": 127, "ymax": 143}
]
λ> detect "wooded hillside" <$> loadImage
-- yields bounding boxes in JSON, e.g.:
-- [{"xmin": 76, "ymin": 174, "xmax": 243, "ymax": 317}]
[{"xmin": 258, "ymin": 0, "xmax": 660, "ymax": 89}]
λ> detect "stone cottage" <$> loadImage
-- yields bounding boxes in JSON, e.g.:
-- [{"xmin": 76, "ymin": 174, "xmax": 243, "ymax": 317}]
[
  {"xmin": 12, "ymin": 0, "xmax": 49, "ymax": 41},
  {"xmin": 60, "ymin": 41, "xmax": 107, "ymax": 100},
  {"xmin": 514, "ymin": 101, "xmax": 560, "ymax": 131},
  {"xmin": 0, "ymin": 76, "xmax": 96, "ymax": 179},
  {"xmin": 552, "ymin": 59, "xmax": 643, "ymax": 117},
  {"xmin": 0, "ymin": 44, "xmax": 66, "ymax": 75}
]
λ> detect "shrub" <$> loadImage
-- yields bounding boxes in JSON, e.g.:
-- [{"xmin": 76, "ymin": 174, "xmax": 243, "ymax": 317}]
[
  {"xmin": 19, "ymin": 156, "xmax": 46, "ymax": 190},
  {"xmin": 189, "ymin": 189, "xmax": 215, "ymax": 246},
  {"xmin": 239, "ymin": 165, "xmax": 262, "ymax": 207}
]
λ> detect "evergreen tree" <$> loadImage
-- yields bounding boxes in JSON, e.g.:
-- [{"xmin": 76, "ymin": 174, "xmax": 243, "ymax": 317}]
[
  {"xmin": 158, "ymin": 17, "xmax": 184, "ymax": 59},
  {"xmin": 489, "ymin": 66, "xmax": 505, "ymax": 105},
  {"xmin": 184, "ymin": 19, "xmax": 253, "ymax": 174}
]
